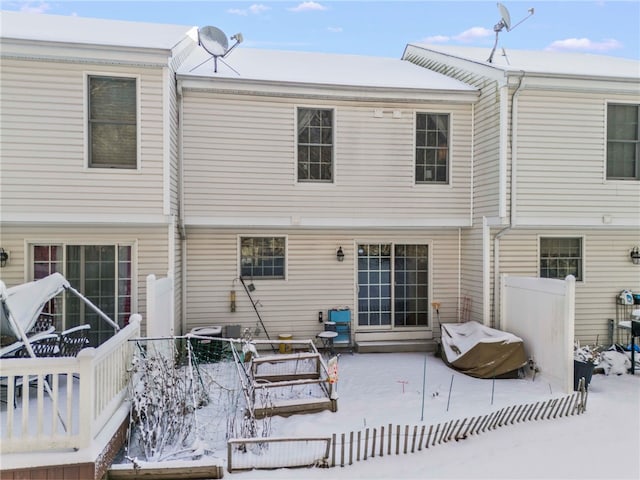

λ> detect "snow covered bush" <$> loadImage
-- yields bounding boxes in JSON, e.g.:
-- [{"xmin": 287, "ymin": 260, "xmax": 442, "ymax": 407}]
[{"xmin": 127, "ymin": 340, "xmax": 206, "ymax": 462}]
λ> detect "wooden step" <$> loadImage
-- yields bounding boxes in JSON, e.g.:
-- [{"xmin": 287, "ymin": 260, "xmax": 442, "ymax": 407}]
[{"xmin": 355, "ymin": 339, "xmax": 438, "ymax": 353}]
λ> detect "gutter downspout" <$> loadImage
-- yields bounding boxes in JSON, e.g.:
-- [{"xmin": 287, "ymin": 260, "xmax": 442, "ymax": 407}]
[
  {"xmin": 493, "ymin": 72, "xmax": 525, "ymax": 329},
  {"xmin": 177, "ymin": 77, "xmax": 188, "ymax": 336}
]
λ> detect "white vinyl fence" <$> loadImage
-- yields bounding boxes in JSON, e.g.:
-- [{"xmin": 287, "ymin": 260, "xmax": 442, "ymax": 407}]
[
  {"xmin": 146, "ymin": 274, "xmax": 174, "ymax": 338},
  {"xmin": 500, "ymin": 275, "xmax": 576, "ymax": 393}
]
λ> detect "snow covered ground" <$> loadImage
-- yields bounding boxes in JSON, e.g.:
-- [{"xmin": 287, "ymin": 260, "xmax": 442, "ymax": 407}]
[{"xmin": 226, "ymin": 351, "xmax": 639, "ymax": 480}]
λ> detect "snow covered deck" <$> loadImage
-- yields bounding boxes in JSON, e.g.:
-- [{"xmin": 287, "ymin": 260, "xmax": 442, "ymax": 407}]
[{"xmin": 0, "ymin": 318, "xmax": 140, "ymax": 475}]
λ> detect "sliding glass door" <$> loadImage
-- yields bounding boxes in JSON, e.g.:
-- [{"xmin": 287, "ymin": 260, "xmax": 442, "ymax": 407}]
[{"xmin": 357, "ymin": 243, "xmax": 429, "ymax": 329}]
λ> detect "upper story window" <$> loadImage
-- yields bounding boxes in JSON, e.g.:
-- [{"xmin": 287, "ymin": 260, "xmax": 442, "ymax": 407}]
[
  {"xmin": 539, "ymin": 237, "xmax": 583, "ymax": 281},
  {"xmin": 240, "ymin": 236, "xmax": 286, "ymax": 279},
  {"xmin": 607, "ymin": 104, "xmax": 639, "ymax": 180},
  {"xmin": 416, "ymin": 113, "xmax": 449, "ymax": 184},
  {"xmin": 88, "ymin": 75, "xmax": 137, "ymax": 169},
  {"xmin": 297, "ymin": 108, "xmax": 333, "ymax": 182}
]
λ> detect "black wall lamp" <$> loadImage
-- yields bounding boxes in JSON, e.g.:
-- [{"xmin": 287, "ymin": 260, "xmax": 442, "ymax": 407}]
[
  {"xmin": 336, "ymin": 246, "xmax": 345, "ymax": 262},
  {"xmin": 0, "ymin": 248, "xmax": 8, "ymax": 268},
  {"xmin": 631, "ymin": 246, "xmax": 640, "ymax": 265}
]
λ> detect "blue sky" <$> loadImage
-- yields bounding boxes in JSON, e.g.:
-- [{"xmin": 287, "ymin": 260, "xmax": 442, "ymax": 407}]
[{"xmin": 4, "ymin": 1, "xmax": 639, "ymax": 59}]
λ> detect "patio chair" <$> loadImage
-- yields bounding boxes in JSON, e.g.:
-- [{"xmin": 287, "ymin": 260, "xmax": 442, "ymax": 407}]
[
  {"xmin": 58, "ymin": 324, "xmax": 90, "ymax": 357},
  {"xmin": 29, "ymin": 312, "xmax": 55, "ymax": 334}
]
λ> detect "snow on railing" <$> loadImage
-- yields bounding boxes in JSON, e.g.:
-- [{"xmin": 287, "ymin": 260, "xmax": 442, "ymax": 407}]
[{"xmin": 0, "ymin": 316, "xmax": 140, "ymax": 454}]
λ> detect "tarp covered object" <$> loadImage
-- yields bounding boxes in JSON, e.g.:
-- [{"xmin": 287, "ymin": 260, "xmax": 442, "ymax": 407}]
[{"xmin": 440, "ymin": 321, "xmax": 527, "ymax": 379}]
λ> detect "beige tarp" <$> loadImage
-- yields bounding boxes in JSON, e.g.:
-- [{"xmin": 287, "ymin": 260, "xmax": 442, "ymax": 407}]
[{"xmin": 440, "ymin": 321, "xmax": 527, "ymax": 379}]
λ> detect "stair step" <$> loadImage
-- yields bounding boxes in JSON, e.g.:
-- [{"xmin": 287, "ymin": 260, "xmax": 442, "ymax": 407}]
[{"xmin": 355, "ymin": 340, "xmax": 437, "ymax": 353}]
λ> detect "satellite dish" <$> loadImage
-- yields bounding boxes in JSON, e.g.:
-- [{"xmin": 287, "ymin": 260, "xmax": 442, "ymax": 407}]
[
  {"xmin": 199, "ymin": 26, "xmax": 228, "ymax": 56},
  {"xmin": 497, "ymin": 3, "xmax": 512, "ymax": 31},
  {"xmin": 487, "ymin": 3, "xmax": 535, "ymax": 63},
  {"xmin": 197, "ymin": 26, "xmax": 243, "ymax": 72}
]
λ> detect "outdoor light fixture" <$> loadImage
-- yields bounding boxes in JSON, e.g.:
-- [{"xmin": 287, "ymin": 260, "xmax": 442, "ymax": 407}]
[
  {"xmin": 631, "ymin": 246, "xmax": 640, "ymax": 265},
  {"xmin": 336, "ymin": 246, "xmax": 345, "ymax": 262},
  {"xmin": 0, "ymin": 248, "xmax": 8, "ymax": 268}
]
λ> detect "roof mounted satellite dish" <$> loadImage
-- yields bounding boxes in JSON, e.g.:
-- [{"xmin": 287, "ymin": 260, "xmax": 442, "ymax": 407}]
[
  {"xmin": 488, "ymin": 3, "xmax": 534, "ymax": 63},
  {"xmin": 197, "ymin": 26, "xmax": 243, "ymax": 72}
]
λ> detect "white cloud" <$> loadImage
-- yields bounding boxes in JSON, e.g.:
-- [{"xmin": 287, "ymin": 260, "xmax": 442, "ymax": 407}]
[
  {"xmin": 288, "ymin": 2, "xmax": 327, "ymax": 12},
  {"xmin": 422, "ymin": 35, "xmax": 450, "ymax": 44},
  {"xmin": 453, "ymin": 27, "xmax": 493, "ymax": 43},
  {"xmin": 545, "ymin": 37, "xmax": 623, "ymax": 53},
  {"xmin": 227, "ymin": 4, "xmax": 270, "ymax": 16},
  {"xmin": 18, "ymin": 1, "xmax": 51, "ymax": 13},
  {"xmin": 327, "ymin": 26, "xmax": 343, "ymax": 33}
]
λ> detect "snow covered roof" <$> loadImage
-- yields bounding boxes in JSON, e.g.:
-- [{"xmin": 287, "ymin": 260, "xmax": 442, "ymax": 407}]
[
  {"xmin": 177, "ymin": 46, "xmax": 477, "ymax": 92},
  {"xmin": 406, "ymin": 43, "xmax": 640, "ymax": 80},
  {"xmin": 0, "ymin": 10, "xmax": 196, "ymax": 50}
]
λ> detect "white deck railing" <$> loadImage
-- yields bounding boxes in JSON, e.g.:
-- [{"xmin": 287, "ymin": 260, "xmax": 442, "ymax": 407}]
[{"xmin": 0, "ymin": 316, "xmax": 140, "ymax": 454}]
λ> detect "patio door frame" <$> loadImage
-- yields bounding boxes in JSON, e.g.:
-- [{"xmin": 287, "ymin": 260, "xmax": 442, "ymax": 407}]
[{"xmin": 354, "ymin": 239, "xmax": 433, "ymax": 332}]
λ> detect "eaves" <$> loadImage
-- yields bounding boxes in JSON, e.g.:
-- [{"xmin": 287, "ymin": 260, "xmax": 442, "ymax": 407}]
[
  {"xmin": 0, "ymin": 38, "xmax": 174, "ymax": 68},
  {"xmin": 177, "ymin": 76, "xmax": 480, "ymax": 104}
]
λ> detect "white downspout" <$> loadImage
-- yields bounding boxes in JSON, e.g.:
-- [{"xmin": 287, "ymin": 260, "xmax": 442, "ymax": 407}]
[
  {"xmin": 493, "ymin": 72, "xmax": 526, "ymax": 329},
  {"xmin": 177, "ymin": 79, "xmax": 188, "ymax": 336},
  {"xmin": 483, "ymin": 216, "xmax": 491, "ymax": 326}
]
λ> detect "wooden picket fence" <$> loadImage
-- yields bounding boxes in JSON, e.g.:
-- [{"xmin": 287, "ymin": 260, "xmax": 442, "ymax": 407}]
[
  {"xmin": 228, "ymin": 380, "xmax": 588, "ymax": 473},
  {"xmin": 328, "ymin": 380, "xmax": 589, "ymax": 468}
]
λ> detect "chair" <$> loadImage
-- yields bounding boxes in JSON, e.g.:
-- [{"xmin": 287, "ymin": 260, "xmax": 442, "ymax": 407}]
[
  {"xmin": 14, "ymin": 333, "xmax": 59, "ymax": 358},
  {"xmin": 58, "ymin": 324, "xmax": 90, "ymax": 357},
  {"xmin": 29, "ymin": 312, "xmax": 55, "ymax": 334}
]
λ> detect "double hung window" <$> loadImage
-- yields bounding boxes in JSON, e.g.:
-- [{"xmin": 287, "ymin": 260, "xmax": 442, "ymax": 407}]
[
  {"xmin": 416, "ymin": 113, "xmax": 449, "ymax": 184},
  {"xmin": 607, "ymin": 104, "xmax": 639, "ymax": 180},
  {"xmin": 88, "ymin": 75, "xmax": 137, "ymax": 169},
  {"xmin": 297, "ymin": 108, "xmax": 333, "ymax": 182},
  {"xmin": 240, "ymin": 237, "xmax": 286, "ymax": 279},
  {"xmin": 539, "ymin": 237, "xmax": 583, "ymax": 281}
]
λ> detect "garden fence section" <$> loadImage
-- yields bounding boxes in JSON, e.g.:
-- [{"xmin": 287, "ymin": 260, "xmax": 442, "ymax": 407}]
[
  {"xmin": 226, "ymin": 378, "xmax": 589, "ymax": 473},
  {"xmin": 124, "ymin": 335, "xmax": 334, "ymax": 462}
]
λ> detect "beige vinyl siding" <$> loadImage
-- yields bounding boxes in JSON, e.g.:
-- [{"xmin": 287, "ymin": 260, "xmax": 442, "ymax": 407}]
[
  {"xmin": 402, "ymin": 50, "xmax": 508, "ymax": 325},
  {"xmin": 0, "ymin": 58, "xmax": 166, "ymax": 217},
  {"xmin": 185, "ymin": 229, "xmax": 463, "ymax": 342},
  {"xmin": 0, "ymin": 225, "xmax": 171, "ymax": 336},
  {"xmin": 497, "ymin": 229, "xmax": 640, "ymax": 344},
  {"xmin": 515, "ymin": 89, "xmax": 640, "ymax": 223},
  {"xmin": 182, "ymin": 93, "xmax": 472, "ymax": 222}
]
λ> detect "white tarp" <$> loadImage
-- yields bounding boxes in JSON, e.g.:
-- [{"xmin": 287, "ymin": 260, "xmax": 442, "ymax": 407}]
[{"xmin": 0, "ymin": 273, "xmax": 70, "ymax": 339}]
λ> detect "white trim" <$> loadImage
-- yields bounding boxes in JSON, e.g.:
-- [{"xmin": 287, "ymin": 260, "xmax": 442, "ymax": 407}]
[
  {"xmin": 83, "ymin": 71, "xmax": 142, "ymax": 171},
  {"xmin": 178, "ymin": 78, "xmax": 479, "ymax": 104},
  {"xmin": 514, "ymin": 217, "xmax": 640, "ymax": 227},
  {"xmin": 2, "ymin": 213, "xmax": 171, "ymax": 225},
  {"xmin": 498, "ymin": 84, "xmax": 509, "ymax": 219},
  {"xmin": 162, "ymin": 66, "xmax": 171, "ymax": 215},
  {"xmin": 185, "ymin": 216, "xmax": 472, "ymax": 228}
]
